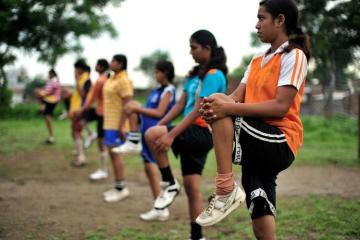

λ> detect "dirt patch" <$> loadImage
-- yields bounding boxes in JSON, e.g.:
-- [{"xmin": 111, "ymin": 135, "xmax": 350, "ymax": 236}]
[{"xmin": 0, "ymin": 150, "xmax": 359, "ymax": 239}]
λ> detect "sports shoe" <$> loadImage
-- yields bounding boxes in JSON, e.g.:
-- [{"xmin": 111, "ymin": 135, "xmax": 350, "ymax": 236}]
[
  {"xmin": 58, "ymin": 110, "xmax": 68, "ymax": 120},
  {"xmin": 154, "ymin": 179, "xmax": 181, "ymax": 210},
  {"xmin": 84, "ymin": 132, "xmax": 98, "ymax": 149},
  {"xmin": 89, "ymin": 169, "xmax": 108, "ymax": 181},
  {"xmin": 45, "ymin": 137, "xmax": 56, "ymax": 144},
  {"xmin": 139, "ymin": 207, "xmax": 170, "ymax": 221},
  {"xmin": 103, "ymin": 187, "xmax": 130, "ymax": 202},
  {"xmin": 188, "ymin": 238, "xmax": 206, "ymax": 240},
  {"xmin": 112, "ymin": 140, "xmax": 142, "ymax": 155},
  {"xmin": 195, "ymin": 183, "xmax": 246, "ymax": 227}
]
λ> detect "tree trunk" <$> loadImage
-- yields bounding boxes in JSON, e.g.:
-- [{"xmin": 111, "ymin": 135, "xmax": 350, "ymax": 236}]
[{"xmin": 323, "ymin": 53, "xmax": 337, "ymax": 118}]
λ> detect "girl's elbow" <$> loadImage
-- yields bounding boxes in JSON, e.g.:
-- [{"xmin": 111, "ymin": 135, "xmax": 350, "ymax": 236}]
[{"xmin": 277, "ymin": 105, "xmax": 290, "ymax": 118}]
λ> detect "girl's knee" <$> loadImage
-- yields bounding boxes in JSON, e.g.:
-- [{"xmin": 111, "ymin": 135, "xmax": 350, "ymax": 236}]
[
  {"xmin": 144, "ymin": 127, "xmax": 156, "ymax": 142},
  {"xmin": 209, "ymin": 93, "xmax": 234, "ymax": 103}
]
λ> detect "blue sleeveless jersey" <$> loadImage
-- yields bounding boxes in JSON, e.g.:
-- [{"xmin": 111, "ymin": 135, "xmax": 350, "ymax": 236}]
[{"xmin": 140, "ymin": 84, "xmax": 176, "ymax": 163}]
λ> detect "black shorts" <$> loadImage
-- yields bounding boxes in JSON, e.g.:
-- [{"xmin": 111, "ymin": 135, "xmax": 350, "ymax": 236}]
[
  {"xmin": 234, "ymin": 117, "xmax": 294, "ymax": 219},
  {"xmin": 42, "ymin": 100, "xmax": 57, "ymax": 116},
  {"xmin": 168, "ymin": 125, "xmax": 213, "ymax": 176},
  {"xmin": 84, "ymin": 108, "xmax": 104, "ymax": 138}
]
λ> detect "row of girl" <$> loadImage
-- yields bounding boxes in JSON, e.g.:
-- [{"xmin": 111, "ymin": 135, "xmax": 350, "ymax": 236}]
[{"xmin": 36, "ymin": 1, "xmax": 310, "ymax": 239}]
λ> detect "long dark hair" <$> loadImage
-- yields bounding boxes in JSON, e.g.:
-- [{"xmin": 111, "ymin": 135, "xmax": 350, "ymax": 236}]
[
  {"xmin": 155, "ymin": 60, "xmax": 175, "ymax": 83},
  {"xmin": 260, "ymin": 0, "xmax": 310, "ymax": 60},
  {"xmin": 190, "ymin": 30, "xmax": 228, "ymax": 80}
]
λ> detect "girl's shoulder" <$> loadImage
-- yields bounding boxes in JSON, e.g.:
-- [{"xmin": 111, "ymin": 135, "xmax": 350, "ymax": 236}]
[{"xmin": 205, "ymin": 68, "xmax": 226, "ymax": 80}]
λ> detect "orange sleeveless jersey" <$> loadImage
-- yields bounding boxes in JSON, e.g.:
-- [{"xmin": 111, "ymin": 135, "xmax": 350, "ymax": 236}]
[{"xmin": 244, "ymin": 49, "xmax": 307, "ymax": 156}]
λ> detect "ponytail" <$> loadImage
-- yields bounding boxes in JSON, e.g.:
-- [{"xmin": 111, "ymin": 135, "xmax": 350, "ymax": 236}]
[
  {"xmin": 284, "ymin": 27, "xmax": 311, "ymax": 61},
  {"xmin": 260, "ymin": 0, "xmax": 311, "ymax": 61},
  {"xmin": 198, "ymin": 46, "xmax": 228, "ymax": 80},
  {"xmin": 190, "ymin": 30, "xmax": 228, "ymax": 80}
]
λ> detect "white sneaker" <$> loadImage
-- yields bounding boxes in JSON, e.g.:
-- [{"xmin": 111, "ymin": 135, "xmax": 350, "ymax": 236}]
[
  {"xmin": 139, "ymin": 207, "xmax": 170, "ymax": 221},
  {"xmin": 195, "ymin": 183, "xmax": 246, "ymax": 227},
  {"xmin": 103, "ymin": 187, "xmax": 130, "ymax": 202},
  {"xmin": 89, "ymin": 169, "xmax": 108, "ymax": 181},
  {"xmin": 154, "ymin": 179, "xmax": 181, "ymax": 209},
  {"xmin": 58, "ymin": 111, "xmax": 68, "ymax": 120},
  {"xmin": 84, "ymin": 132, "xmax": 98, "ymax": 149},
  {"xmin": 112, "ymin": 140, "xmax": 142, "ymax": 155}
]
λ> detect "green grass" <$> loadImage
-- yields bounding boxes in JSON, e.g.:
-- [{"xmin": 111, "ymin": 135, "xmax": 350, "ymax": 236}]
[
  {"xmin": 297, "ymin": 116, "xmax": 358, "ymax": 166},
  {"xmin": 1, "ymin": 115, "xmax": 358, "ymax": 166},
  {"xmin": 0, "ymin": 116, "xmax": 359, "ymax": 239},
  {"xmin": 78, "ymin": 196, "xmax": 360, "ymax": 240}
]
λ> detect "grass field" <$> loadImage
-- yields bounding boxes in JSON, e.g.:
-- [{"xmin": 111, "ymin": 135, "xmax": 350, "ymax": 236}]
[{"xmin": 0, "ymin": 115, "xmax": 359, "ymax": 239}]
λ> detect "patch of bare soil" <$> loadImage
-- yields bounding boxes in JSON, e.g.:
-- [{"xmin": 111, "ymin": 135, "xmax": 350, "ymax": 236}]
[{"xmin": 0, "ymin": 150, "xmax": 359, "ymax": 239}]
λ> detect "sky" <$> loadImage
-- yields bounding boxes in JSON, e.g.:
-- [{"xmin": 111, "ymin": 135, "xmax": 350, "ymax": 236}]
[{"xmin": 10, "ymin": 0, "xmax": 265, "ymax": 88}]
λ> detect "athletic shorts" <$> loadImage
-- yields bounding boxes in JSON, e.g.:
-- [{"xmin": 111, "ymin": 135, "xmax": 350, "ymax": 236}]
[
  {"xmin": 42, "ymin": 100, "xmax": 57, "ymax": 116},
  {"xmin": 168, "ymin": 124, "xmax": 213, "ymax": 176},
  {"xmin": 104, "ymin": 129, "xmax": 124, "ymax": 147},
  {"xmin": 84, "ymin": 108, "xmax": 104, "ymax": 138},
  {"xmin": 141, "ymin": 135, "xmax": 156, "ymax": 164},
  {"xmin": 234, "ymin": 117, "xmax": 294, "ymax": 219}
]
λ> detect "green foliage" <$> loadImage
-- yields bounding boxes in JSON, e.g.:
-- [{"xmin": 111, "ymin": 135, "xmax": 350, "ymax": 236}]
[
  {"xmin": 0, "ymin": 103, "xmax": 64, "ymax": 120},
  {"xmin": 0, "ymin": 0, "xmax": 122, "ymax": 66},
  {"xmin": 299, "ymin": 0, "xmax": 360, "ymax": 88},
  {"xmin": 23, "ymin": 75, "xmax": 46, "ymax": 100},
  {"xmin": 137, "ymin": 49, "xmax": 171, "ymax": 85},
  {"xmin": 230, "ymin": 54, "xmax": 253, "ymax": 81},
  {"xmin": 0, "ymin": 0, "xmax": 123, "ymax": 91},
  {"xmin": 0, "ymin": 86, "xmax": 12, "ymax": 113}
]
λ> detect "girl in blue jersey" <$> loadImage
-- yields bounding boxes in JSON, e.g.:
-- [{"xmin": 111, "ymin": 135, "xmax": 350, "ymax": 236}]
[
  {"xmin": 145, "ymin": 30, "xmax": 228, "ymax": 240},
  {"xmin": 112, "ymin": 60, "xmax": 176, "ymax": 221}
]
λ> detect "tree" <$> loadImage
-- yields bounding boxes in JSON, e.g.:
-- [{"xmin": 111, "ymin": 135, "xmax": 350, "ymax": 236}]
[
  {"xmin": 230, "ymin": 54, "xmax": 254, "ymax": 81},
  {"xmin": 137, "ymin": 49, "xmax": 171, "ymax": 86},
  {"xmin": 0, "ymin": 0, "xmax": 123, "ymax": 108},
  {"xmin": 298, "ymin": 0, "xmax": 360, "ymax": 116}
]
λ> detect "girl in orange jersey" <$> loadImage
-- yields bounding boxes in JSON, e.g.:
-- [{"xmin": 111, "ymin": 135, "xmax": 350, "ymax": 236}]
[{"xmin": 196, "ymin": 0, "xmax": 310, "ymax": 239}]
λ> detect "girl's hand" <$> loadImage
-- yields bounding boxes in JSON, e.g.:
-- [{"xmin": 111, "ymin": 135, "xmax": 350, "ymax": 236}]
[
  {"xmin": 154, "ymin": 133, "xmax": 174, "ymax": 152},
  {"xmin": 200, "ymin": 97, "xmax": 227, "ymax": 123},
  {"xmin": 118, "ymin": 129, "xmax": 126, "ymax": 142},
  {"xmin": 124, "ymin": 101, "xmax": 141, "ymax": 114}
]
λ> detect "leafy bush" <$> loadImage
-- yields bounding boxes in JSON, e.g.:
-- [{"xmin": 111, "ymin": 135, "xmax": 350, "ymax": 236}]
[
  {"xmin": 0, "ymin": 87, "xmax": 13, "ymax": 113},
  {"xmin": 0, "ymin": 103, "xmax": 64, "ymax": 120}
]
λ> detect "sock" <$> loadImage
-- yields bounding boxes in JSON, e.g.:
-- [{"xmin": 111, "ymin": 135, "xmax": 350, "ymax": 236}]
[
  {"xmin": 100, "ymin": 151, "xmax": 108, "ymax": 172},
  {"xmin": 190, "ymin": 222, "xmax": 203, "ymax": 240},
  {"xmin": 215, "ymin": 172, "xmax": 234, "ymax": 196},
  {"xmin": 127, "ymin": 131, "xmax": 141, "ymax": 144},
  {"xmin": 114, "ymin": 180, "xmax": 126, "ymax": 191},
  {"xmin": 159, "ymin": 166, "xmax": 175, "ymax": 185},
  {"xmin": 75, "ymin": 138, "xmax": 85, "ymax": 159}
]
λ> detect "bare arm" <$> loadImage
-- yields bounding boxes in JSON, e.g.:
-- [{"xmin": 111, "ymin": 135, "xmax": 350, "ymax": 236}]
[
  {"xmin": 225, "ymin": 86, "xmax": 297, "ymax": 118},
  {"xmin": 135, "ymin": 91, "xmax": 173, "ymax": 118},
  {"xmin": 118, "ymin": 96, "xmax": 132, "ymax": 139},
  {"xmin": 167, "ymin": 93, "xmax": 202, "ymax": 139},
  {"xmin": 154, "ymin": 92, "xmax": 202, "ymax": 152},
  {"xmin": 229, "ymin": 83, "xmax": 246, "ymax": 103},
  {"xmin": 157, "ymin": 92, "xmax": 186, "ymax": 125},
  {"xmin": 203, "ymin": 86, "xmax": 297, "ymax": 122}
]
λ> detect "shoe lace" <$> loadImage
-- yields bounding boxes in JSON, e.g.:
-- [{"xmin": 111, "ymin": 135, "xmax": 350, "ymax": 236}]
[
  {"xmin": 204, "ymin": 193, "xmax": 216, "ymax": 215},
  {"xmin": 158, "ymin": 188, "xmax": 167, "ymax": 200}
]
